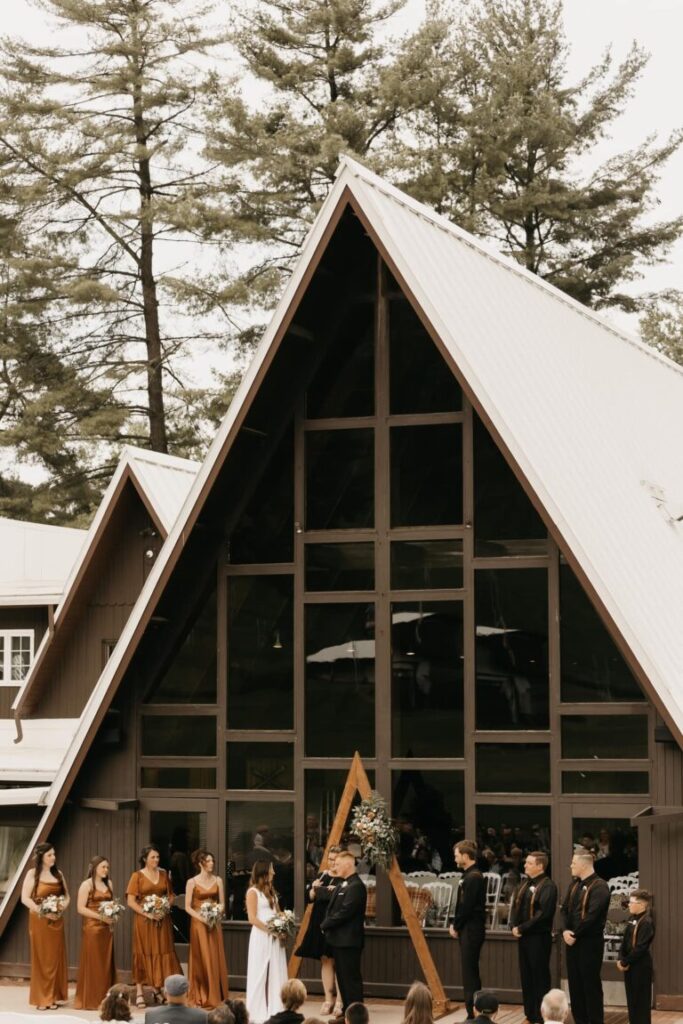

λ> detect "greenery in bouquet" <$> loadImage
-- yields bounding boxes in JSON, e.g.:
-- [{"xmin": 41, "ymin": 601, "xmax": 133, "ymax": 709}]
[
  {"xmin": 38, "ymin": 895, "xmax": 67, "ymax": 919},
  {"xmin": 350, "ymin": 791, "xmax": 398, "ymax": 869},
  {"xmin": 199, "ymin": 900, "xmax": 224, "ymax": 929},
  {"xmin": 266, "ymin": 909, "xmax": 297, "ymax": 944},
  {"xmin": 141, "ymin": 893, "xmax": 171, "ymax": 925},
  {"xmin": 99, "ymin": 898, "xmax": 125, "ymax": 925}
]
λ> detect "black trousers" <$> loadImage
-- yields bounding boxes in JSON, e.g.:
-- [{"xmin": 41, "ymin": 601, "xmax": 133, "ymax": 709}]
[
  {"xmin": 566, "ymin": 936, "xmax": 604, "ymax": 1024},
  {"xmin": 333, "ymin": 945, "xmax": 364, "ymax": 1009},
  {"xmin": 459, "ymin": 922, "xmax": 485, "ymax": 1017},
  {"xmin": 624, "ymin": 956, "xmax": 652, "ymax": 1024},
  {"xmin": 518, "ymin": 932, "xmax": 552, "ymax": 1023}
]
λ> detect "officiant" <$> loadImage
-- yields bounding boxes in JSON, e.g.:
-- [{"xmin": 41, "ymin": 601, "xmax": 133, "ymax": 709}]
[{"xmin": 320, "ymin": 850, "xmax": 367, "ymax": 1023}]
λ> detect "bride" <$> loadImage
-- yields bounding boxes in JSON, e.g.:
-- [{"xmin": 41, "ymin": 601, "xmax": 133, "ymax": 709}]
[{"xmin": 245, "ymin": 860, "xmax": 288, "ymax": 1024}]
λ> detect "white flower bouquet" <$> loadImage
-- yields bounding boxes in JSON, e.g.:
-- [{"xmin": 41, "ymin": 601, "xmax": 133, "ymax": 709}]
[
  {"xmin": 350, "ymin": 791, "xmax": 398, "ymax": 869},
  {"xmin": 266, "ymin": 909, "xmax": 297, "ymax": 944},
  {"xmin": 38, "ymin": 895, "xmax": 67, "ymax": 920},
  {"xmin": 141, "ymin": 893, "xmax": 171, "ymax": 924},
  {"xmin": 199, "ymin": 900, "xmax": 224, "ymax": 929},
  {"xmin": 99, "ymin": 898, "xmax": 125, "ymax": 925}
]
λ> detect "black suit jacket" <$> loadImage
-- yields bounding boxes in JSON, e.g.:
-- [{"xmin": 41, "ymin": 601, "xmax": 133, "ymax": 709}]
[{"xmin": 320, "ymin": 873, "xmax": 367, "ymax": 949}]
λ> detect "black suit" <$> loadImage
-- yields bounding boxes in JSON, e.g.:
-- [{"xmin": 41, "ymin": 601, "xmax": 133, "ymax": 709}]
[
  {"xmin": 619, "ymin": 913, "xmax": 654, "ymax": 1024},
  {"xmin": 321, "ymin": 872, "xmax": 367, "ymax": 1009},
  {"xmin": 451, "ymin": 865, "xmax": 486, "ymax": 1018},
  {"xmin": 509, "ymin": 874, "xmax": 558, "ymax": 1023},
  {"xmin": 560, "ymin": 873, "xmax": 610, "ymax": 1024}
]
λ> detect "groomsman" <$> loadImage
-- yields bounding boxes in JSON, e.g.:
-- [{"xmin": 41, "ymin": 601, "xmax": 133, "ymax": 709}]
[
  {"xmin": 510, "ymin": 851, "xmax": 558, "ymax": 1024},
  {"xmin": 449, "ymin": 840, "xmax": 486, "ymax": 1020},
  {"xmin": 321, "ymin": 850, "xmax": 367, "ymax": 1023},
  {"xmin": 561, "ymin": 850, "xmax": 610, "ymax": 1024},
  {"xmin": 617, "ymin": 890, "xmax": 655, "ymax": 1024}
]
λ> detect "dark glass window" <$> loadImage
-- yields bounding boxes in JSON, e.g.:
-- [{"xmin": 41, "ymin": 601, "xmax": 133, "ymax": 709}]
[
  {"xmin": 390, "ymin": 425, "xmax": 462, "ymax": 527},
  {"xmin": 227, "ymin": 576, "xmax": 293, "ymax": 729},
  {"xmin": 391, "ymin": 540, "xmax": 463, "ymax": 590},
  {"xmin": 393, "ymin": 769, "xmax": 465, "ymax": 874},
  {"xmin": 476, "ymin": 804, "xmax": 551, "ymax": 914},
  {"xmin": 140, "ymin": 715, "xmax": 216, "ymax": 757},
  {"xmin": 389, "ymin": 298, "xmax": 461, "ymax": 413},
  {"xmin": 473, "ymin": 414, "xmax": 546, "ymax": 556},
  {"xmin": 475, "ymin": 569, "xmax": 549, "ymax": 729},
  {"xmin": 562, "ymin": 771, "xmax": 649, "ymax": 795},
  {"xmin": 560, "ymin": 565, "xmax": 644, "ymax": 702},
  {"xmin": 306, "ymin": 301, "xmax": 375, "ymax": 418},
  {"xmin": 0, "ymin": 807, "xmax": 43, "ymax": 897},
  {"xmin": 561, "ymin": 715, "xmax": 648, "ymax": 759},
  {"xmin": 305, "ymin": 603, "xmax": 375, "ymax": 757},
  {"xmin": 391, "ymin": 602, "xmax": 464, "ymax": 757},
  {"xmin": 226, "ymin": 801, "xmax": 294, "ymax": 918},
  {"xmin": 227, "ymin": 743, "xmax": 294, "ymax": 790},
  {"xmin": 141, "ymin": 766, "xmax": 217, "ymax": 789},
  {"xmin": 230, "ymin": 427, "xmax": 294, "ymax": 564},
  {"xmin": 476, "ymin": 744, "xmax": 550, "ymax": 793},
  {"xmin": 305, "ymin": 768, "xmax": 376, "ymax": 878},
  {"xmin": 305, "ymin": 543, "xmax": 375, "ymax": 592},
  {"xmin": 571, "ymin": 817, "xmax": 638, "ymax": 883},
  {"xmin": 145, "ymin": 587, "xmax": 217, "ymax": 704},
  {"xmin": 306, "ymin": 430, "xmax": 374, "ymax": 530}
]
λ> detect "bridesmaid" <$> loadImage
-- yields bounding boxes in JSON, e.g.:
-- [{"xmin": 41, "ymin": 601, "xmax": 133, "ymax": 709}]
[
  {"xmin": 126, "ymin": 844, "xmax": 181, "ymax": 1009},
  {"xmin": 74, "ymin": 855, "xmax": 117, "ymax": 1009},
  {"xmin": 20, "ymin": 841, "xmax": 69, "ymax": 1011},
  {"xmin": 186, "ymin": 848, "xmax": 229, "ymax": 1008}
]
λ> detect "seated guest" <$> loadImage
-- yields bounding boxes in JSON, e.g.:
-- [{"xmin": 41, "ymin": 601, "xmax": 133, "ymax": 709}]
[
  {"xmin": 210, "ymin": 1009, "xmax": 236, "ymax": 1024},
  {"xmin": 145, "ymin": 974, "xmax": 208, "ymax": 1023},
  {"xmin": 472, "ymin": 992, "xmax": 499, "ymax": 1022},
  {"xmin": 402, "ymin": 981, "xmax": 433, "ymax": 1024},
  {"xmin": 345, "ymin": 1004, "xmax": 369, "ymax": 1024},
  {"xmin": 225, "ymin": 999, "xmax": 250, "ymax": 1024},
  {"xmin": 100, "ymin": 982, "xmax": 132, "ymax": 1021},
  {"xmin": 264, "ymin": 980, "xmax": 307, "ymax": 1024},
  {"xmin": 540, "ymin": 990, "xmax": 569, "ymax": 1024}
]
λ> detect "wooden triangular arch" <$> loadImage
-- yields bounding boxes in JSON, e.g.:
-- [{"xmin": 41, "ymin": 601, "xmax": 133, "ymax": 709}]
[{"xmin": 288, "ymin": 752, "xmax": 455, "ymax": 1017}]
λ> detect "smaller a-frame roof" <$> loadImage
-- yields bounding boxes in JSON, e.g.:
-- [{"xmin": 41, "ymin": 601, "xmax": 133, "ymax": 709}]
[{"xmin": 0, "ymin": 517, "xmax": 85, "ymax": 606}]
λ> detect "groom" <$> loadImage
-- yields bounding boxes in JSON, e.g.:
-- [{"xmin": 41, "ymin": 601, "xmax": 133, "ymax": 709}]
[{"xmin": 321, "ymin": 849, "xmax": 367, "ymax": 1023}]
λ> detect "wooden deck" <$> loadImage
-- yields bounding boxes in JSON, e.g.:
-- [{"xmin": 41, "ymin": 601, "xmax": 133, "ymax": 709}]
[{"xmin": 361, "ymin": 997, "xmax": 683, "ymax": 1024}]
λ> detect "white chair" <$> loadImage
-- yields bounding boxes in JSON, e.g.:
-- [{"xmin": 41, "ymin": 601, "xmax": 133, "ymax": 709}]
[
  {"xmin": 608, "ymin": 875, "xmax": 637, "ymax": 894},
  {"xmin": 438, "ymin": 871, "xmax": 463, "ymax": 894},
  {"xmin": 405, "ymin": 870, "xmax": 438, "ymax": 886},
  {"xmin": 483, "ymin": 871, "xmax": 503, "ymax": 929},
  {"xmin": 422, "ymin": 881, "xmax": 452, "ymax": 927},
  {"xmin": 402, "ymin": 882, "xmax": 433, "ymax": 927}
]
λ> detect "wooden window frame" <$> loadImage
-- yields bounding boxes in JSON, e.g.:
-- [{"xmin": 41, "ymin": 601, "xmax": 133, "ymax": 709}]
[{"xmin": 0, "ymin": 629, "xmax": 34, "ymax": 686}]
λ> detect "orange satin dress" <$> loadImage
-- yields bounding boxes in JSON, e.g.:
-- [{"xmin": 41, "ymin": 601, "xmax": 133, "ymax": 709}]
[
  {"xmin": 188, "ymin": 881, "xmax": 229, "ymax": 1008},
  {"xmin": 74, "ymin": 885, "xmax": 117, "ymax": 1009},
  {"xmin": 126, "ymin": 868, "xmax": 181, "ymax": 986},
  {"xmin": 29, "ymin": 878, "xmax": 68, "ymax": 1008}
]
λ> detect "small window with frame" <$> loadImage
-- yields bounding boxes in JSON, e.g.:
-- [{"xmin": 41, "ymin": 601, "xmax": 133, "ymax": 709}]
[{"xmin": 0, "ymin": 631, "xmax": 34, "ymax": 685}]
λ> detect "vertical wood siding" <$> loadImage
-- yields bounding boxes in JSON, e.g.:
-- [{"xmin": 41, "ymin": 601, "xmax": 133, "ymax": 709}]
[{"xmin": 0, "ymin": 606, "xmax": 49, "ymax": 718}]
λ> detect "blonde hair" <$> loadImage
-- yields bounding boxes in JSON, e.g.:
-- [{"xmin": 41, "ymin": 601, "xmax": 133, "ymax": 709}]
[{"xmin": 281, "ymin": 978, "xmax": 307, "ymax": 1010}]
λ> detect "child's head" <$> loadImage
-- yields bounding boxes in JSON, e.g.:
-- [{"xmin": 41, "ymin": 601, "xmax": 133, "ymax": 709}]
[
  {"xmin": 474, "ymin": 992, "xmax": 499, "ymax": 1020},
  {"xmin": 281, "ymin": 979, "xmax": 307, "ymax": 1011}
]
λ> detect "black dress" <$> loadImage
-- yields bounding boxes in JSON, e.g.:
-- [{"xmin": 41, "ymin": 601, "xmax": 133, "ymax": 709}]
[{"xmin": 295, "ymin": 873, "xmax": 338, "ymax": 959}]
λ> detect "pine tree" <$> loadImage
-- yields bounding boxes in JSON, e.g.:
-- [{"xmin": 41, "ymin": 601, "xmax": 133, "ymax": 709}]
[
  {"xmin": 395, "ymin": 0, "xmax": 683, "ymax": 310},
  {"xmin": 640, "ymin": 290, "xmax": 683, "ymax": 367}
]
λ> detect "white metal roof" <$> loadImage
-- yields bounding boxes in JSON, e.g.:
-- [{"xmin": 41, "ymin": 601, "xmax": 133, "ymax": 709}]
[
  {"xmin": 0, "ymin": 518, "xmax": 85, "ymax": 606},
  {"xmin": 0, "ymin": 787, "xmax": 49, "ymax": 806},
  {"xmin": 0, "ymin": 719, "xmax": 79, "ymax": 783}
]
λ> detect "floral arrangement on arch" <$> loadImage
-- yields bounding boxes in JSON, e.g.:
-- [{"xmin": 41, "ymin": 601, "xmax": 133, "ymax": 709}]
[{"xmin": 350, "ymin": 791, "xmax": 398, "ymax": 869}]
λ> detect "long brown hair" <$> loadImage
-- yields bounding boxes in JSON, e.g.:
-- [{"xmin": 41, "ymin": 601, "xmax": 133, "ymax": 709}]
[
  {"xmin": 402, "ymin": 981, "xmax": 434, "ymax": 1024},
  {"xmin": 99, "ymin": 982, "xmax": 132, "ymax": 1021},
  {"xmin": 249, "ymin": 860, "xmax": 278, "ymax": 909},
  {"xmin": 30, "ymin": 842, "xmax": 63, "ymax": 902},
  {"xmin": 87, "ymin": 855, "xmax": 112, "ymax": 894}
]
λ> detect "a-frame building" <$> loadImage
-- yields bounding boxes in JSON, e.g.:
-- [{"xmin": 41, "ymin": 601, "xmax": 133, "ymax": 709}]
[{"xmin": 1, "ymin": 159, "xmax": 682, "ymax": 1007}]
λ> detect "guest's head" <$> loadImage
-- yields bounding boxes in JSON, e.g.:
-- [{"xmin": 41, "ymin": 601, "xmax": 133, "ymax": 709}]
[
  {"xmin": 474, "ymin": 992, "xmax": 499, "ymax": 1020},
  {"xmin": 627, "ymin": 889, "xmax": 652, "ymax": 915},
  {"xmin": 454, "ymin": 840, "xmax": 478, "ymax": 869},
  {"xmin": 164, "ymin": 974, "xmax": 190, "ymax": 1005},
  {"xmin": 281, "ymin": 979, "xmax": 307, "ymax": 1012},
  {"xmin": 192, "ymin": 848, "xmax": 216, "ymax": 874},
  {"xmin": 225, "ymin": 998, "xmax": 249, "ymax": 1024},
  {"xmin": 335, "ymin": 850, "xmax": 358, "ymax": 879},
  {"xmin": 524, "ymin": 851, "xmax": 548, "ymax": 880},
  {"xmin": 139, "ymin": 844, "xmax": 161, "ymax": 869},
  {"xmin": 345, "ymin": 1004, "xmax": 369, "ymax": 1024},
  {"xmin": 569, "ymin": 850, "xmax": 595, "ymax": 880},
  {"xmin": 87, "ymin": 855, "xmax": 111, "ymax": 888},
  {"xmin": 403, "ymin": 980, "xmax": 433, "ymax": 1024},
  {"xmin": 99, "ymin": 982, "xmax": 132, "ymax": 1022},
  {"xmin": 540, "ymin": 989, "xmax": 569, "ymax": 1023},
  {"xmin": 209, "ymin": 1009, "xmax": 235, "ymax": 1024}
]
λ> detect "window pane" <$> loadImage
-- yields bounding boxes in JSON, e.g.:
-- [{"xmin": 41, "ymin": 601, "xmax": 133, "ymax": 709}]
[
  {"xmin": 475, "ymin": 569, "xmax": 549, "ymax": 729},
  {"xmin": 391, "ymin": 540, "xmax": 463, "ymax": 590},
  {"xmin": 562, "ymin": 771, "xmax": 649, "ymax": 795},
  {"xmin": 10, "ymin": 635, "xmax": 32, "ymax": 682},
  {"xmin": 393, "ymin": 769, "xmax": 465, "ymax": 873},
  {"xmin": 0, "ymin": 810, "xmax": 42, "ymax": 897},
  {"xmin": 474, "ymin": 414, "xmax": 546, "ymax": 556},
  {"xmin": 391, "ymin": 602, "xmax": 464, "ymax": 757},
  {"xmin": 149, "ymin": 809, "xmax": 206, "ymax": 943},
  {"xmin": 306, "ymin": 301, "xmax": 375, "ymax": 418},
  {"xmin": 227, "ymin": 743, "xmax": 294, "ymax": 790},
  {"xmin": 145, "ymin": 586, "xmax": 217, "ymax": 703},
  {"xmin": 226, "ymin": 801, "xmax": 294, "ymax": 918},
  {"xmin": 140, "ymin": 715, "xmax": 216, "ymax": 756},
  {"xmin": 476, "ymin": 744, "xmax": 550, "ymax": 793},
  {"xmin": 306, "ymin": 430, "xmax": 374, "ymax": 530},
  {"xmin": 560, "ymin": 565, "xmax": 644, "ymax": 702},
  {"xmin": 561, "ymin": 715, "xmax": 648, "ymax": 759},
  {"xmin": 227, "ymin": 576, "xmax": 293, "ymax": 730},
  {"xmin": 305, "ymin": 604, "xmax": 375, "ymax": 757},
  {"xmin": 141, "ymin": 766, "xmax": 217, "ymax": 789},
  {"xmin": 389, "ymin": 298, "xmax": 461, "ymax": 413},
  {"xmin": 230, "ymin": 427, "xmax": 294, "ymax": 564},
  {"xmin": 305, "ymin": 543, "xmax": 375, "ymax": 592},
  {"xmin": 305, "ymin": 768, "xmax": 375, "ymax": 878},
  {"xmin": 476, "ymin": 804, "xmax": 551, "ymax": 904},
  {"xmin": 571, "ymin": 817, "xmax": 638, "ymax": 882},
  {"xmin": 391, "ymin": 425, "xmax": 463, "ymax": 527}
]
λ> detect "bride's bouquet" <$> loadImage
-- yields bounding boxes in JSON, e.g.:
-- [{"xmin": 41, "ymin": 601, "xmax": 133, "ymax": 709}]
[
  {"xmin": 38, "ymin": 895, "xmax": 67, "ymax": 920},
  {"xmin": 99, "ymin": 899, "xmax": 125, "ymax": 926},
  {"xmin": 266, "ymin": 909, "xmax": 297, "ymax": 945},
  {"xmin": 141, "ymin": 893, "xmax": 171, "ymax": 924},
  {"xmin": 199, "ymin": 900, "xmax": 224, "ymax": 929}
]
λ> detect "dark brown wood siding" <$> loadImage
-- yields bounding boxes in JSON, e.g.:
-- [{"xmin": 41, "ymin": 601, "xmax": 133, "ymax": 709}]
[
  {"xmin": 649, "ymin": 737, "xmax": 683, "ymax": 1005},
  {"xmin": 0, "ymin": 606, "xmax": 49, "ymax": 718}
]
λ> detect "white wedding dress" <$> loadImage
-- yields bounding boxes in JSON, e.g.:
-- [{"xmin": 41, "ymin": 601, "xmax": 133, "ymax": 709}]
[{"xmin": 246, "ymin": 886, "xmax": 288, "ymax": 1024}]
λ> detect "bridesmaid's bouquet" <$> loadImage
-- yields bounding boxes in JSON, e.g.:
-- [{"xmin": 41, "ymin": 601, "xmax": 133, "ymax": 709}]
[
  {"xmin": 199, "ymin": 900, "xmax": 224, "ymax": 929},
  {"xmin": 266, "ymin": 909, "xmax": 297, "ymax": 945},
  {"xmin": 141, "ymin": 893, "xmax": 171, "ymax": 925},
  {"xmin": 38, "ymin": 895, "xmax": 67, "ymax": 920},
  {"xmin": 99, "ymin": 899, "xmax": 126, "ymax": 926}
]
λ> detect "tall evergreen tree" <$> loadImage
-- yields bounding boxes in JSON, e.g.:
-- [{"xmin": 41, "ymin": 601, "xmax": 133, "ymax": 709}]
[
  {"xmin": 394, "ymin": 0, "xmax": 683, "ymax": 310},
  {"xmin": 640, "ymin": 290, "xmax": 683, "ymax": 367}
]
